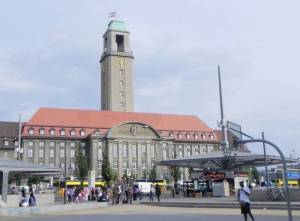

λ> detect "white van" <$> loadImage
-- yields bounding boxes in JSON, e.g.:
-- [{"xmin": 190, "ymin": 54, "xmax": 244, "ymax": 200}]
[{"xmin": 133, "ymin": 181, "xmax": 151, "ymax": 194}]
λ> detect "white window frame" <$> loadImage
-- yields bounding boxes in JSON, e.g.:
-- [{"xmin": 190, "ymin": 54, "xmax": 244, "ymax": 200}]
[
  {"xmin": 70, "ymin": 130, "xmax": 76, "ymax": 136},
  {"xmin": 98, "ymin": 148, "xmax": 102, "ymax": 160},
  {"xmin": 60, "ymin": 130, "xmax": 65, "ymax": 136},
  {"xmin": 28, "ymin": 148, "xmax": 33, "ymax": 158},
  {"xmin": 39, "ymin": 148, "xmax": 44, "ymax": 158},
  {"xmin": 49, "ymin": 129, "xmax": 55, "ymax": 136},
  {"xmin": 150, "ymin": 145, "xmax": 155, "ymax": 157},
  {"xmin": 39, "ymin": 141, "xmax": 45, "ymax": 147},
  {"xmin": 132, "ymin": 161, "xmax": 137, "ymax": 169},
  {"xmin": 132, "ymin": 144, "xmax": 137, "ymax": 157},
  {"xmin": 50, "ymin": 148, "xmax": 55, "ymax": 158},
  {"xmin": 60, "ymin": 149, "xmax": 65, "ymax": 158},
  {"xmin": 39, "ymin": 129, "xmax": 45, "ymax": 135},
  {"xmin": 123, "ymin": 143, "xmax": 128, "ymax": 157},
  {"xmin": 70, "ymin": 149, "xmax": 75, "ymax": 158},
  {"xmin": 113, "ymin": 143, "xmax": 118, "ymax": 157},
  {"xmin": 113, "ymin": 161, "xmax": 118, "ymax": 169},
  {"xmin": 29, "ymin": 129, "xmax": 34, "ymax": 135},
  {"xmin": 4, "ymin": 140, "xmax": 9, "ymax": 146}
]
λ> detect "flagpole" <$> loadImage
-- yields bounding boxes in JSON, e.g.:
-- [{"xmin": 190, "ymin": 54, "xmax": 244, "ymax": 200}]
[{"xmin": 17, "ymin": 114, "xmax": 22, "ymax": 160}]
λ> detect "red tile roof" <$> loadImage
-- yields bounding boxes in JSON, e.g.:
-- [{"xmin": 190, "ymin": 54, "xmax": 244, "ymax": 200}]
[{"xmin": 26, "ymin": 107, "xmax": 213, "ymax": 132}]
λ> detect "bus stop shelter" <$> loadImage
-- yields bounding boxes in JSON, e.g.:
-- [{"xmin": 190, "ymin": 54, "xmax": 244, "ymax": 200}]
[
  {"xmin": 0, "ymin": 157, "xmax": 62, "ymax": 203},
  {"xmin": 158, "ymin": 150, "xmax": 297, "ymax": 170}
]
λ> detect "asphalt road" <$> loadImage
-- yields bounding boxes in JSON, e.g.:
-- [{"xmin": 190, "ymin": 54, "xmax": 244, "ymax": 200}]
[{"xmin": 13, "ymin": 213, "xmax": 300, "ymax": 221}]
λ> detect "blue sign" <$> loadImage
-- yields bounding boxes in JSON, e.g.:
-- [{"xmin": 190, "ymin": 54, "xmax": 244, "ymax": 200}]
[{"xmin": 287, "ymin": 172, "xmax": 300, "ymax": 179}]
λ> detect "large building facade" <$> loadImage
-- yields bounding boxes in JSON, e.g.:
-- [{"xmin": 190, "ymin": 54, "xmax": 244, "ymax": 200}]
[
  {"xmin": 0, "ymin": 20, "xmax": 223, "ymax": 181},
  {"xmin": 20, "ymin": 108, "xmax": 220, "ymax": 180}
]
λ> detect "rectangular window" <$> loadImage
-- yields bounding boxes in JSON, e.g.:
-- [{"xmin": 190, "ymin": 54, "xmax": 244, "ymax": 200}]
[
  {"xmin": 81, "ymin": 142, "xmax": 86, "ymax": 147},
  {"xmin": 98, "ymin": 148, "xmax": 102, "ymax": 160},
  {"xmin": 113, "ymin": 143, "xmax": 118, "ymax": 157},
  {"xmin": 60, "ymin": 163, "xmax": 65, "ymax": 169},
  {"xmin": 50, "ymin": 149, "xmax": 55, "ymax": 157},
  {"xmin": 123, "ymin": 161, "xmax": 128, "ymax": 169},
  {"xmin": 29, "ymin": 129, "xmax": 34, "ymax": 135},
  {"xmin": 98, "ymin": 141, "xmax": 102, "ymax": 147},
  {"xmin": 50, "ymin": 141, "xmax": 55, "ymax": 147},
  {"xmin": 70, "ymin": 142, "xmax": 75, "ymax": 148},
  {"xmin": 142, "ymin": 160, "xmax": 146, "ymax": 169},
  {"xmin": 60, "ymin": 149, "xmax": 65, "ymax": 158},
  {"xmin": 82, "ymin": 149, "xmax": 85, "ymax": 156},
  {"xmin": 162, "ymin": 149, "xmax": 167, "ymax": 160},
  {"xmin": 4, "ymin": 140, "xmax": 9, "ymax": 146},
  {"xmin": 70, "ymin": 130, "xmax": 76, "ymax": 136},
  {"xmin": 60, "ymin": 142, "xmax": 65, "ymax": 147},
  {"xmin": 70, "ymin": 149, "xmax": 75, "ymax": 158},
  {"xmin": 116, "ymin": 34, "xmax": 124, "ymax": 52},
  {"xmin": 4, "ymin": 152, "xmax": 8, "ymax": 158},
  {"xmin": 50, "ymin": 129, "xmax": 55, "ymax": 135},
  {"xmin": 132, "ymin": 161, "xmax": 137, "ymax": 169},
  {"xmin": 28, "ymin": 141, "xmax": 33, "ymax": 147},
  {"xmin": 60, "ymin": 130, "xmax": 65, "ymax": 136},
  {"xmin": 120, "ymin": 70, "xmax": 125, "ymax": 79},
  {"xmin": 123, "ymin": 143, "xmax": 128, "ymax": 157},
  {"xmin": 39, "ymin": 129, "xmax": 45, "ymax": 135},
  {"xmin": 120, "ymin": 101, "xmax": 125, "ymax": 107},
  {"xmin": 15, "ymin": 141, "xmax": 18, "ymax": 147},
  {"xmin": 39, "ymin": 141, "xmax": 45, "ymax": 147},
  {"xmin": 80, "ymin": 130, "xmax": 85, "ymax": 136},
  {"xmin": 71, "ymin": 162, "xmax": 75, "ymax": 170},
  {"xmin": 132, "ymin": 144, "xmax": 137, "ymax": 157},
  {"xmin": 28, "ymin": 149, "xmax": 33, "ymax": 158},
  {"xmin": 150, "ymin": 144, "xmax": 155, "ymax": 157},
  {"xmin": 119, "ymin": 80, "xmax": 124, "ymax": 90},
  {"xmin": 178, "ymin": 151, "xmax": 183, "ymax": 158},
  {"xmin": 49, "ymin": 162, "xmax": 54, "ymax": 167},
  {"xmin": 113, "ymin": 161, "xmax": 118, "ymax": 169},
  {"xmin": 141, "ymin": 144, "xmax": 146, "ymax": 157},
  {"xmin": 39, "ymin": 148, "xmax": 44, "ymax": 157}
]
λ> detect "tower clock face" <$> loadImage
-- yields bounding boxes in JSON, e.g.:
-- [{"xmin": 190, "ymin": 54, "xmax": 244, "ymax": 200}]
[{"xmin": 118, "ymin": 57, "xmax": 126, "ymax": 70}]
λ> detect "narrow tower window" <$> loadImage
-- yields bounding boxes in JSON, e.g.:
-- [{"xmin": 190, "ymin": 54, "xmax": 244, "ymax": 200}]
[{"xmin": 116, "ymin": 35, "xmax": 124, "ymax": 52}]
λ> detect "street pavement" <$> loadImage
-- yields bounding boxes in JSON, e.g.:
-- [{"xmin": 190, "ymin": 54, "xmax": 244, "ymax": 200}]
[{"xmin": 3, "ymin": 204, "xmax": 300, "ymax": 221}]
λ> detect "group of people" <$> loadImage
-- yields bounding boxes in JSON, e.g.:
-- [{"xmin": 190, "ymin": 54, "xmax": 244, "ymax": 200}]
[
  {"xmin": 149, "ymin": 184, "xmax": 161, "ymax": 202},
  {"xmin": 66, "ymin": 186, "xmax": 108, "ymax": 203},
  {"xmin": 19, "ymin": 187, "xmax": 36, "ymax": 207}
]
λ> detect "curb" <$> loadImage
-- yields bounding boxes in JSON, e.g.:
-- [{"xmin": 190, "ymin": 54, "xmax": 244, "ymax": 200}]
[{"xmin": 140, "ymin": 202, "xmax": 300, "ymax": 210}]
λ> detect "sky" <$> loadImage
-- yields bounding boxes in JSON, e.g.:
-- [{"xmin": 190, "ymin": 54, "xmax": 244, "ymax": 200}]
[{"xmin": 0, "ymin": 0, "xmax": 299, "ymax": 158}]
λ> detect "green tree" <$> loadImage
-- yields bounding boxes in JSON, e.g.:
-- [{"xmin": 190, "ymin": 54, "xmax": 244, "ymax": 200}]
[
  {"xmin": 149, "ymin": 166, "xmax": 157, "ymax": 181},
  {"xmin": 75, "ymin": 146, "xmax": 88, "ymax": 186},
  {"xmin": 101, "ymin": 151, "xmax": 115, "ymax": 186},
  {"xmin": 170, "ymin": 166, "xmax": 180, "ymax": 183},
  {"xmin": 28, "ymin": 176, "xmax": 42, "ymax": 186},
  {"xmin": 250, "ymin": 167, "xmax": 260, "ymax": 184}
]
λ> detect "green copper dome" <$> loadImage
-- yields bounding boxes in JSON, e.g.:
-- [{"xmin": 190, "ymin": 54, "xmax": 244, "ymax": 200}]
[{"xmin": 108, "ymin": 20, "xmax": 127, "ymax": 32}]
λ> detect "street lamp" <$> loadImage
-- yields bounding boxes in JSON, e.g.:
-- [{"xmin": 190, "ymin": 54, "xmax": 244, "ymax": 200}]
[{"xmin": 142, "ymin": 125, "xmax": 149, "ymax": 181}]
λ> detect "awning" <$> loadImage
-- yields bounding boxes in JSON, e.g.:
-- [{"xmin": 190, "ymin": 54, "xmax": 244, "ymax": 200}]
[{"xmin": 157, "ymin": 151, "xmax": 297, "ymax": 170}]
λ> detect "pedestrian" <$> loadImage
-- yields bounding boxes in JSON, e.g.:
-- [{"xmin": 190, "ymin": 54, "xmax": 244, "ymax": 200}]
[
  {"xmin": 237, "ymin": 181, "xmax": 255, "ymax": 221},
  {"xmin": 149, "ymin": 185, "xmax": 154, "ymax": 202},
  {"xmin": 155, "ymin": 184, "xmax": 161, "ymax": 202},
  {"xmin": 28, "ymin": 192, "xmax": 36, "ymax": 207},
  {"xmin": 139, "ymin": 185, "xmax": 143, "ymax": 200}
]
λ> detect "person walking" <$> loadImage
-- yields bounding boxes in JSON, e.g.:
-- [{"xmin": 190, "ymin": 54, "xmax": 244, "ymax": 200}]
[
  {"xmin": 155, "ymin": 184, "xmax": 161, "ymax": 202},
  {"xmin": 28, "ymin": 192, "xmax": 36, "ymax": 207},
  {"xmin": 149, "ymin": 185, "xmax": 154, "ymax": 202},
  {"xmin": 237, "ymin": 181, "xmax": 255, "ymax": 221}
]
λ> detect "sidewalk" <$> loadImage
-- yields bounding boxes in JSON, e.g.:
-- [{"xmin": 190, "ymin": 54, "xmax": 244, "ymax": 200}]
[{"xmin": 140, "ymin": 194, "xmax": 300, "ymax": 210}]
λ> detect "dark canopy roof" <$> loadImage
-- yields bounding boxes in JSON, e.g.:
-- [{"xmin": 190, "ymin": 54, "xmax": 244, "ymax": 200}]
[
  {"xmin": 158, "ymin": 151, "xmax": 297, "ymax": 170},
  {"xmin": 0, "ymin": 157, "xmax": 62, "ymax": 175}
]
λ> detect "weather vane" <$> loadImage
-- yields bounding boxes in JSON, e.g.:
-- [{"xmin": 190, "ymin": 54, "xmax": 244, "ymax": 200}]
[{"xmin": 108, "ymin": 10, "xmax": 117, "ymax": 20}]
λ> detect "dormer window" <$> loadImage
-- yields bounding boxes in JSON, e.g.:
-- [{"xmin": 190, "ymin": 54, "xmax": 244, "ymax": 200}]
[
  {"xmin": 28, "ymin": 128, "xmax": 34, "ymax": 135},
  {"xmin": 49, "ymin": 129, "xmax": 55, "ymax": 136},
  {"xmin": 186, "ymin": 134, "xmax": 190, "ymax": 139},
  {"xmin": 70, "ymin": 130, "xmax": 76, "ymax": 136},
  {"xmin": 178, "ymin": 134, "xmax": 182, "ymax": 139},
  {"xmin": 201, "ymin": 134, "xmax": 206, "ymax": 140},
  {"xmin": 194, "ymin": 134, "xmax": 199, "ymax": 140},
  {"xmin": 60, "ymin": 129, "xmax": 65, "ymax": 136},
  {"xmin": 210, "ymin": 134, "xmax": 214, "ymax": 140},
  {"xmin": 39, "ymin": 128, "xmax": 45, "ymax": 135},
  {"xmin": 80, "ymin": 130, "xmax": 85, "ymax": 137}
]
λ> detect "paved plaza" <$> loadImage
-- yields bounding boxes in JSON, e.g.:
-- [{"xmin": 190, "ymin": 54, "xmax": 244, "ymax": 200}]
[{"xmin": 3, "ymin": 204, "xmax": 300, "ymax": 221}]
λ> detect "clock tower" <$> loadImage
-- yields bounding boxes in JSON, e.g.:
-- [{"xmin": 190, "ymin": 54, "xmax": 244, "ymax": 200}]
[{"xmin": 100, "ymin": 20, "xmax": 134, "ymax": 112}]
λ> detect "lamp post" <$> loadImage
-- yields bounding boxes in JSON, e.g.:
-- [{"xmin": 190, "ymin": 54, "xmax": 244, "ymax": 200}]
[
  {"xmin": 64, "ymin": 143, "xmax": 67, "ymax": 204},
  {"xmin": 142, "ymin": 125, "xmax": 149, "ymax": 181}
]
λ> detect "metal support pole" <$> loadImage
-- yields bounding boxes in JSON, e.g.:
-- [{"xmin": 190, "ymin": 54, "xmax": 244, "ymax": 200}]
[
  {"xmin": 262, "ymin": 132, "xmax": 270, "ymax": 188},
  {"xmin": 17, "ymin": 114, "xmax": 22, "ymax": 160},
  {"xmin": 64, "ymin": 144, "xmax": 67, "ymax": 204},
  {"xmin": 218, "ymin": 65, "xmax": 228, "ymax": 154},
  {"xmin": 239, "ymin": 139, "xmax": 293, "ymax": 221}
]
